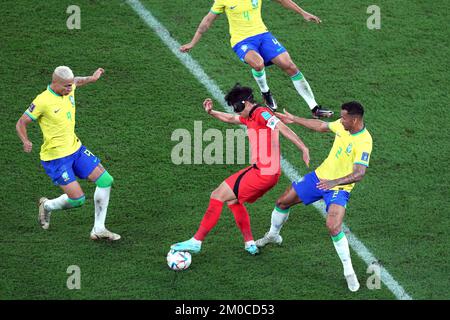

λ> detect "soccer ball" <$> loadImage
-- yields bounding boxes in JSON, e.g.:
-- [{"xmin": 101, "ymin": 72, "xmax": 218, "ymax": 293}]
[{"xmin": 167, "ymin": 249, "xmax": 192, "ymax": 271}]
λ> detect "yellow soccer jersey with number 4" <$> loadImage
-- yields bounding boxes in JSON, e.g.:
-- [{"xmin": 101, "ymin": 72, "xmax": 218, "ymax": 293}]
[
  {"xmin": 211, "ymin": 0, "xmax": 268, "ymax": 47},
  {"xmin": 24, "ymin": 84, "xmax": 81, "ymax": 161},
  {"xmin": 315, "ymin": 120, "xmax": 373, "ymax": 192}
]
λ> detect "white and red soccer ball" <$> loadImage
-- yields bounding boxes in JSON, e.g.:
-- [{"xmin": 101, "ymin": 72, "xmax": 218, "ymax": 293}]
[{"xmin": 167, "ymin": 249, "xmax": 192, "ymax": 271}]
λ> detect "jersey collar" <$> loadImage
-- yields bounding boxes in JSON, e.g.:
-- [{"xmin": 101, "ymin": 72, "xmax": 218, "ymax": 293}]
[
  {"xmin": 351, "ymin": 126, "xmax": 366, "ymax": 136},
  {"xmin": 248, "ymin": 104, "xmax": 271, "ymax": 119},
  {"xmin": 47, "ymin": 84, "xmax": 62, "ymax": 97}
]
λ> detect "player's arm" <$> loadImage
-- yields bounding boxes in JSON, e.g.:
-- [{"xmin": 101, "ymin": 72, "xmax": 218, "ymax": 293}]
[
  {"xmin": 276, "ymin": 109, "xmax": 330, "ymax": 133},
  {"xmin": 16, "ymin": 113, "xmax": 34, "ymax": 152},
  {"xmin": 276, "ymin": 120, "xmax": 310, "ymax": 167},
  {"xmin": 180, "ymin": 12, "xmax": 219, "ymax": 52},
  {"xmin": 274, "ymin": 0, "xmax": 321, "ymax": 23},
  {"xmin": 203, "ymin": 98, "xmax": 241, "ymax": 124},
  {"xmin": 74, "ymin": 68, "xmax": 104, "ymax": 87},
  {"xmin": 317, "ymin": 164, "xmax": 367, "ymax": 190}
]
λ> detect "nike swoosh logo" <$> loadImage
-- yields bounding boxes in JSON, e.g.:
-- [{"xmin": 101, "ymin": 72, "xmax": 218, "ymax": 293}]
[
  {"xmin": 54, "ymin": 109, "xmax": 61, "ymax": 113},
  {"xmin": 230, "ymin": 6, "xmax": 237, "ymax": 9}
]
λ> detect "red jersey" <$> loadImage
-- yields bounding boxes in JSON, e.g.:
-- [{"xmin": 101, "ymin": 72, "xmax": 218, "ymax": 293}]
[{"xmin": 239, "ymin": 106, "xmax": 280, "ymax": 175}]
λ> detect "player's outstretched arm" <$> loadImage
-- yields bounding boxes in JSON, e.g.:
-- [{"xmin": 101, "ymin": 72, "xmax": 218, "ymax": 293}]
[
  {"xmin": 180, "ymin": 12, "xmax": 219, "ymax": 53},
  {"xmin": 317, "ymin": 164, "xmax": 367, "ymax": 190},
  {"xmin": 74, "ymin": 68, "xmax": 104, "ymax": 87},
  {"xmin": 203, "ymin": 98, "xmax": 241, "ymax": 124},
  {"xmin": 275, "ymin": 0, "xmax": 321, "ymax": 23},
  {"xmin": 276, "ymin": 121, "xmax": 310, "ymax": 167},
  {"xmin": 276, "ymin": 109, "xmax": 330, "ymax": 133},
  {"xmin": 16, "ymin": 114, "xmax": 33, "ymax": 152}
]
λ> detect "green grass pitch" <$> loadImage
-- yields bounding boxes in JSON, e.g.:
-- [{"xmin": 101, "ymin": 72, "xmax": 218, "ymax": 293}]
[{"xmin": 0, "ymin": 0, "xmax": 448, "ymax": 300}]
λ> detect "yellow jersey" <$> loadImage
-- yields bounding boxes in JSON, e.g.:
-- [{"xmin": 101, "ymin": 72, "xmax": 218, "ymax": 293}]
[
  {"xmin": 211, "ymin": 0, "xmax": 268, "ymax": 47},
  {"xmin": 24, "ymin": 84, "xmax": 81, "ymax": 161},
  {"xmin": 315, "ymin": 120, "xmax": 373, "ymax": 192}
]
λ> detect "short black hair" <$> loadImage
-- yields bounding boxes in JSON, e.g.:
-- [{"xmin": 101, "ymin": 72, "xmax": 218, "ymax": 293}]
[
  {"xmin": 341, "ymin": 101, "xmax": 364, "ymax": 118},
  {"xmin": 224, "ymin": 83, "xmax": 254, "ymax": 107}
]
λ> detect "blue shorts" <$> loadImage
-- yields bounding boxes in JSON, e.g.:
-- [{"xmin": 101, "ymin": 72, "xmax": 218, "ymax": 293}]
[
  {"xmin": 292, "ymin": 171, "xmax": 350, "ymax": 212},
  {"xmin": 232, "ymin": 32, "xmax": 287, "ymax": 66},
  {"xmin": 41, "ymin": 145, "xmax": 101, "ymax": 186}
]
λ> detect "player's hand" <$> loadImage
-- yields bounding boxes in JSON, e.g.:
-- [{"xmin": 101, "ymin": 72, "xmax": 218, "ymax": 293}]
[
  {"xmin": 180, "ymin": 43, "xmax": 194, "ymax": 53},
  {"xmin": 203, "ymin": 98, "xmax": 213, "ymax": 114},
  {"xmin": 302, "ymin": 147, "xmax": 310, "ymax": 167},
  {"xmin": 316, "ymin": 179, "xmax": 337, "ymax": 190},
  {"xmin": 92, "ymin": 68, "xmax": 105, "ymax": 81},
  {"xmin": 302, "ymin": 11, "xmax": 321, "ymax": 24},
  {"xmin": 23, "ymin": 140, "xmax": 32, "ymax": 153},
  {"xmin": 275, "ymin": 109, "xmax": 295, "ymax": 124}
]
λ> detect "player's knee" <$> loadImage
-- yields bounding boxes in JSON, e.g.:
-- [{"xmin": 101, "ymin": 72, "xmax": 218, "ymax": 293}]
[
  {"xmin": 276, "ymin": 198, "xmax": 289, "ymax": 211},
  {"xmin": 95, "ymin": 171, "xmax": 114, "ymax": 188},
  {"xmin": 286, "ymin": 63, "xmax": 298, "ymax": 76},
  {"xmin": 68, "ymin": 195, "xmax": 86, "ymax": 208},
  {"xmin": 326, "ymin": 220, "xmax": 341, "ymax": 235},
  {"xmin": 251, "ymin": 61, "xmax": 265, "ymax": 72},
  {"xmin": 210, "ymin": 189, "xmax": 223, "ymax": 201},
  {"xmin": 227, "ymin": 199, "xmax": 239, "ymax": 206}
]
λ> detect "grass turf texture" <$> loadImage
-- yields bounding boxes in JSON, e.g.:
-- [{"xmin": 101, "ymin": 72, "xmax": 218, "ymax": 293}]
[{"xmin": 0, "ymin": 0, "xmax": 448, "ymax": 299}]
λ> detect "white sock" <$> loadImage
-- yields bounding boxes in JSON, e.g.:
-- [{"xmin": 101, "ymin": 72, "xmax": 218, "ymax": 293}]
[
  {"xmin": 269, "ymin": 206, "xmax": 289, "ymax": 235},
  {"xmin": 332, "ymin": 231, "xmax": 355, "ymax": 276},
  {"xmin": 93, "ymin": 186, "xmax": 111, "ymax": 232},
  {"xmin": 291, "ymin": 71, "xmax": 318, "ymax": 110},
  {"xmin": 44, "ymin": 194, "xmax": 71, "ymax": 211},
  {"xmin": 252, "ymin": 68, "xmax": 269, "ymax": 93}
]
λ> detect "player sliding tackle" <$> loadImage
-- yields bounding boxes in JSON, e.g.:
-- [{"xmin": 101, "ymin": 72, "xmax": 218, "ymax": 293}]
[
  {"xmin": 16, "ymin": 66, "xmax": 120, "ymax": 241},
  {"xmin": 255, "ymin": 102, "xmax": 373, "ymax": 292},
  {"xmin": 171, "ymin": 84, "xmax": 310, "ymax": 255}
]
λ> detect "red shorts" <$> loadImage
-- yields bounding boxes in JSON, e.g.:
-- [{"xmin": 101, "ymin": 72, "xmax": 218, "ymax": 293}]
[{"xmin": 225, "ymin": 165, "xmax": 280, "ymax": 204}]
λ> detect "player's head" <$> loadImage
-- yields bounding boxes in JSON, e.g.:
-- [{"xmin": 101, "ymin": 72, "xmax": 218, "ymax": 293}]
[
  {"xmin": 52, "ymin": 66, "xmax": 74, "ymax": 96},
  {"xmin": 340, "ymin": 101, "xmax": 364, "ymax": 131},
  {"xmin": 224, "ymin": 83, "xmax": 255, "ymax": 116}
]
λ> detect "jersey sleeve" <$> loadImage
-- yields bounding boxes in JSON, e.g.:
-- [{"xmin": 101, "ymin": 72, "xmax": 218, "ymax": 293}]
[
  {"xmin": 258, "ymin": 109, "xmax": 280, "ymax": 130},
  {"xmin": 354, "ymin": 139, "xmax": 373, "ymax": 167},
  {"xmin": 24, "ymin": 97, "xmax": 44, "ymax": 121},
  {"xmin": 327, "ymin": 119, "xmax": 343, "ymax": 134},
  {"xmin": 210, "ymin": 0, "xmax": 225, "ymax": 14},
  {"xmin": 239, "ymin": 115, "xmax": 248, "ymax": 125}
]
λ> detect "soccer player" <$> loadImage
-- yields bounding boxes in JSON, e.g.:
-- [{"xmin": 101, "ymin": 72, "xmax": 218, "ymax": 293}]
[
  {"xmin": 180, "ymin": 0, "xmax": 333, "ymax": 118},
  {"xmin": 255, "ymin": 102, "xmax": 372, "ymax": 292},
  {"xmin": 15, "ymin": 66, "xmax": 120, "ymax": 241},
  {"xmin": 171, "ymin": 84, "xmax": 310, "ymax": 255}
]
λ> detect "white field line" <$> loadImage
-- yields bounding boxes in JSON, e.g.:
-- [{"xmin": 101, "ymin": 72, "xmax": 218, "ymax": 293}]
[{"xmin": 126, "ymin": 0, "xmax": 412, "ymax": 300}]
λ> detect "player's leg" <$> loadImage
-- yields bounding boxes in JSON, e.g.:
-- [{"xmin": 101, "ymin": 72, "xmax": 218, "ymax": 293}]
[
  {"xmin": 243, "ymin": 50, "xmax": 277, "ymax": 110},
  {"xmin": 171, "ymin": 180, "xmax": 237, "ymax": 253},
  {"xmin": 227, "ymin": 168, "xmax": 281, "ymax": 255},
  {"xmin": 325, "ymin": 196, "xmax": 359, "ymax": 292},
  {"xmin": 73, "ymin": 146, "xmax": 119, "ymax": 241},
  {"xmin": 226, "ymin": 199, "xmax": 258, "ymax": 255},
  {"xmin": 39, "ymin": 156, "xmax": 86, "ymax": 229},
  {"xmin": 194, "ymin": 180, "xmax": 236, "ymax": 240},
  {"xmin": 39, "ymin": 181, "xmax": 86, "ymax": 229},
  {"xmin": 86, "ymin": 164, "xmax": 120, "ymax": 241},
  {"xmin": 256, "ymin": 171, "xmax": 322, "ymax": 247},
  {"xmin": 255, "ymin": 185, "xmax": 301, "ymax": 247},
  {"xmin": 270, "ymin": 51, "xmax": 333, "ymax": 118}
]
